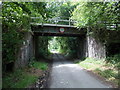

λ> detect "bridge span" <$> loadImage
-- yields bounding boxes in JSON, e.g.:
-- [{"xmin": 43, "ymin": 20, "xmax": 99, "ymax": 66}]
[{"xmin": 31, "ymin": 23, "xmax": 86, "ymax": 37}]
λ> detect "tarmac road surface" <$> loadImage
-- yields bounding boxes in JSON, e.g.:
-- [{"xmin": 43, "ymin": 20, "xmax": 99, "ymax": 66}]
[{"xmin": 48, "ymin": 53, "xmax": 113, "ymax": 88}]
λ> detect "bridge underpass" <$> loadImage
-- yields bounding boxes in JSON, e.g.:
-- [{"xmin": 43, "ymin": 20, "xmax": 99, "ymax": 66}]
[
  {"xmin": 13, "ymin": 18, "xmax": 119, "ymax": 88},
  {"xmin": 30, "ymin": 23, "xmax": 113, "ymax": 88},
  {"xmin": 15, "ymin": 21, "xmax": 111, "ymax": 69},
  {"xmin": 29, "ymin": 17, "xmax": 120, "ymax": 61},
  {"xmin": 31, "ymin": 23, "xmax": 87, "ymax": 60},
  {"xmin": 14, "ymin": 22, "xmax": 120, "ymax": 69}
]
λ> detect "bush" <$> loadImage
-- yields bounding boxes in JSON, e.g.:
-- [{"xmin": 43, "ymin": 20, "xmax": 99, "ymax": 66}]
[
  {"xmin": 106, "ymin": 54, "xmax": 120, "ymax": 65},
  {"xmin": 29, "ymin": 60, "xmax": 48, "ymax": 70}
]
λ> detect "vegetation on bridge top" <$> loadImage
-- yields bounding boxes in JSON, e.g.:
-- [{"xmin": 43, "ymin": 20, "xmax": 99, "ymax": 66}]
[{"xmin": 72, "ymin": 2, "xmax": 120, "ymax": 30}]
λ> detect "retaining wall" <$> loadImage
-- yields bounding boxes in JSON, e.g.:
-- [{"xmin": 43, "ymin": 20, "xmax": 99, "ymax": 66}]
[{"xmin": 14, "ymin": 32, "xmax": 34, "ymax": 69}]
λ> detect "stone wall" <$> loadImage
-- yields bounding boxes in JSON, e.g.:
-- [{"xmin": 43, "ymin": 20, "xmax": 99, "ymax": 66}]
[
  {"xmin": 86, "ymin": 30, "xmax": 120, "ymax": 59},
  {"xmin": 14, "ymin": 32, "xmax": 34, "ymax": 69},
  {"xmin": 77, "ymin": 30, "xmax": 120, "ymax": 60},
  {"xmin": 87, "ymin": 35, "xmax": 106, "ymax": 59}
]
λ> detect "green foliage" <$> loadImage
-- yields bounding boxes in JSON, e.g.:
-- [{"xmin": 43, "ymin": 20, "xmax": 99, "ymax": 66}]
[
  {"xmin": 49, "ymin": 37, "xmax": 79, "ymax": 58},
  {"xmin": 78, "ymin": 57, "xmax": 105, "ymax": 69},
  {"xmin": 2, "ymin": 2, "xmax": 31, "ymax": 66},
  {"xmin": 95, "ymin": 68, "xmax": 118, "ymax": 79},
  {"xmin": 71, "ymin": 2, "xmax": 120, "ymax": 29},
  {"xmin": 3, "ymin": 69, "xmax": 38, "ymax": 88},
  {"xmin": 58, "ymin": 37, "xmax": 78, "ymax": 58},
  {"xmin": 78, "ymin": 57, "xmax": 119, "ymax": 87},
  {"xmin": 106, "ymin": 54, "xmax": 120, "ymax": 67},
  {"xmin": 3, "ymin": 60, "xmax": 48, "ymax": 88},
  {"xmin": 2, "ymin": 2, "xmax": 49, "ymax": 71},
  {"xmin": 2, "ymin": 29, "xmax": 22, "ymax": 63},
  {"xmin": 48, "ymin": 37, "xmax": 61, "ymax": 52},
  {"xmin": 12, "ymin": 74, "xmax": 37, "ymax": 88},
  {"xmin": 29, "ymin": 61, "xmax": 48, "ymax": 70},
  {"xmin": 38, "ymin": 36, "xmax": 52, "ymax": 59},
  {"xmin": 56, "ymin": 2, "xmax": 78, "ymax": 19},
  {"xmin": 46, "ymin": 2, "xmax": 78, "ymax": 24}
]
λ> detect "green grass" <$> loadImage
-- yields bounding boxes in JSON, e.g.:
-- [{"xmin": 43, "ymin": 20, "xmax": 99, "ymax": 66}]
[
  {"xmin": 30, "ymin": 61, "xmax": 48, "ymax": 70},
  {"xmin": 3, "ymin": 60, "xmax": 48, "ymax": 88},
  {"xmin": 11, "ymin": 74, "xmax": 37, "ymax": 88},
  {"xmin": 77, "ymin": 57, "xmax": 119, "ymax": 87},
  {"xmin": 78, "ymin": 58, "xmax": 105, "ymax": 70},
  {"xmin": 3, "ymin": 69, "xmax": 38, "ymax": 88}
]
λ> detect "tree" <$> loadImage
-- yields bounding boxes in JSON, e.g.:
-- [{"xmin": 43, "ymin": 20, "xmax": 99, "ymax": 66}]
[
  {"xmin": 2, "ymin": 2, "xmax": 49, "ymax": 71},
  {"xmin": 71, "ymin": 2, "xmax": 120, "ymax": 30}
]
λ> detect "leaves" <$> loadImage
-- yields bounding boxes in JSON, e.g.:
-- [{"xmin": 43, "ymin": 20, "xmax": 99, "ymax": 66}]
[
  {"xmin": 71, "ymin": 2, "xmax": 120, "ymax": 29},
  {"xmin": 2, "ymin": 2, "xmax": 48, "ymax": 68},
  {"xmin": 51, "ymin": 37, "xmax": 78, "ymax": 58}
]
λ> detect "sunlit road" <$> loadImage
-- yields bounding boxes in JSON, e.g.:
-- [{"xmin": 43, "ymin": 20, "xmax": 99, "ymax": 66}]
[{"xmin": 48, "ymin": 53, "xmax": 112, "ymax": 88}]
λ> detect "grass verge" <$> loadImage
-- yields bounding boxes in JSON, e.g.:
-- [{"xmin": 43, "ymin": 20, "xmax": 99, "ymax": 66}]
[
  {"xmin": 29, "ymin": 61, "xmax": 48, "ymax": 70},
  {"xmin": 3, "ymin": 61, "xmax": 48, "ymax": 88},
  {"xmin": 77, "ymin": 57, "xmax": 119, "ymax": 87}
]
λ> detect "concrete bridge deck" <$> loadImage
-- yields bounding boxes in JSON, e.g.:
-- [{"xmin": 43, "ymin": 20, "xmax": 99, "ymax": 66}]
[{"xmin": 31, "ymin": 23, "xmax": 86, "ymax": 37}]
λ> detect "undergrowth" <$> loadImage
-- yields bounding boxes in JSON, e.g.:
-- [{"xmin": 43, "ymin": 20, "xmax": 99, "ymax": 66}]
[
  {"xmin": 3, "ymin": 69, "xmax": 38, "ymax": 88},
  {"xmin": 77, "ymin": 54, "xmax": 120, "ymax": 87},
  {"xmin": 29, "ymin": 60, "xmax": 48, "ymax": 70},
  {"xmin": 3, "ymin": 60, "xmax": 48, "ymax": 88}
]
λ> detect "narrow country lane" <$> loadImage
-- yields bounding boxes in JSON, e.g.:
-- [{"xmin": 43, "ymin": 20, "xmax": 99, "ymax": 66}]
[{"xmin": 48, "ymin": 53, "xmax": 112, "ymax": 88}]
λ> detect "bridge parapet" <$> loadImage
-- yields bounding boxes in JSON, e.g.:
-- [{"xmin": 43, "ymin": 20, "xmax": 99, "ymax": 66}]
[
  {"xmin": 31, "ymin": 17, "xmax": 86, "ymax": 36},
  {"xmin": 31, "ymin": 17, "xmax": 77, "ymax": 27},
  {"xmin": 31, "ymin": 17, "xmax": 120, "ymax": 31}
]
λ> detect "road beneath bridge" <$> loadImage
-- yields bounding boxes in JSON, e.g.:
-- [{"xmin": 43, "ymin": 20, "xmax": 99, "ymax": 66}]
[{"xmin": 48, "ymin": 53, "xmax": 112, "ymax": 88}]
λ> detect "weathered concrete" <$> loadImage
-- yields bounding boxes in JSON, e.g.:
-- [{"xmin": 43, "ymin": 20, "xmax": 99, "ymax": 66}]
[
  {"xmin": 14, "ymin": 32, "xmax": 34, "ymax": 69},
  {"xmin": 85, "ymin": 30, "xmax": 120, "ymax": 59},
  {"xmin": 31, "ymin": 24, "xmax": 86, "ymax": 37},
  {"xmin": 77, "ymin": 33, "xmax": 106, "ymax": 59},
  {"xmin": 87, "ymin": 35, "xmax": 106, "ymax": 59}
]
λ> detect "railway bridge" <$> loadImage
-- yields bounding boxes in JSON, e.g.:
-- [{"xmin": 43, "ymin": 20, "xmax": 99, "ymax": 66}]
[{"xmin": 15, "ymin": 17, "xmax": 120, "ymax": 68}]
